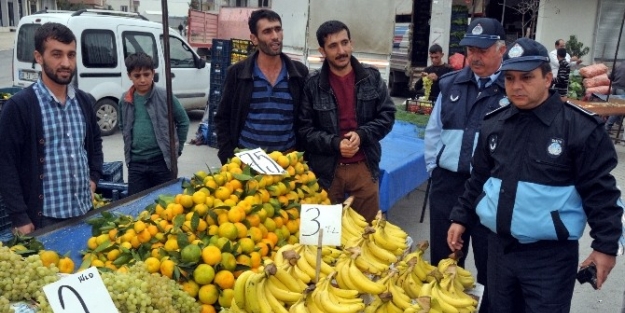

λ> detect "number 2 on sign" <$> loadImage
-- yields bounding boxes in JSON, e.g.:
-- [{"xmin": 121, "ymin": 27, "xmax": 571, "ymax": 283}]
[{"xmin": 299, "ymin": 204, "xmax": 342, "ymax": 246}]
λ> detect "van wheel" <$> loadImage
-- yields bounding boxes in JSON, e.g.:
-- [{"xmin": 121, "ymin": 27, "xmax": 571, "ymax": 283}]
[{"xmin": 94, "ymin": 99, "xmax": 118, "ymax": 136}]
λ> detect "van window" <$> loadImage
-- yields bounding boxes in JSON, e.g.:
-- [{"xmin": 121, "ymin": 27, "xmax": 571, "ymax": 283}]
[
  {"xmin": 16, "ymin": 24, "xmax": 40, "ymax": 63},
  {"xmin": 82, "ymin": 30, "xmax": 117, "ymax": 68},
  {"xmin": 122, "ymin": 32, "xmax": 159, "ymax": 67},
  {"xmin": 161, "ymin": 36, "xmax": 195, "ymax": 68}
]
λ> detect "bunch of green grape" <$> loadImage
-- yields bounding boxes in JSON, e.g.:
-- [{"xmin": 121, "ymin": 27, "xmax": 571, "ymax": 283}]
[
  {"xmin": 422, "ymin": 76, "xmax": 433, "ymax": 100},
  {"xmin": 0, "ymin": 245, "xmax": 57, "ymax": 313},
  {"xmin": 101, "ymin": 261, "xmax": 200, "ymax": 313}
]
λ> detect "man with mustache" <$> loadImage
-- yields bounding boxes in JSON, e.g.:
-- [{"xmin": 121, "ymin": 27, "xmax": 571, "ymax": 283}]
[
  {"xmin": 448, "ymin": 37, "xmax": 623, "ymax": 312},
  {"xmin": 215, "ymin": 9, "xmax": 308, "ymax": 164},
  {"xmin": 0, "ymin": 23, "xmax": 103, "ymax": 234},
  {"xmin": 297, "ymin": 20, "xmax": 395, "ymax": 221},
  {"xmin": 424, "ymin": 17, "xmax": 508, "ymax": 312}
]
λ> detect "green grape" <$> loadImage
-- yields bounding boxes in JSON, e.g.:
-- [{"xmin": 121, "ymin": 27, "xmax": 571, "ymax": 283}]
[{"xmin": 422, "ymin": 76, "xmax": 434, "ymax": 101}]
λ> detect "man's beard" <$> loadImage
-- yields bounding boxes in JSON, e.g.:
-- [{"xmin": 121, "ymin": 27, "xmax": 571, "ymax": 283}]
[{"xmin": 42, "ymin": 61, "xmax": 75, "ymax": 85}]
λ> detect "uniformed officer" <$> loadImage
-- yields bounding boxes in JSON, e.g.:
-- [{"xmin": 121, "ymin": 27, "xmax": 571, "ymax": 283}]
[
  {"xmin": 424, "ymin": 18, "xmax": 507, "ymax": 312},
  {"xmin": 448, "ymin": 38, "xmax": 623, "ymax": 312}
]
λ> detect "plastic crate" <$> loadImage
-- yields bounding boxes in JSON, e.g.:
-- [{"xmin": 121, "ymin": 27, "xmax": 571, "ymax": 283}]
[
  {"xmin": 101, "ymin": 161, "xmax": 124, "ymax": 183},
  {"xmin": 211, "ymin": 39, "xmax": 232, "ymax": 59},
  {"xmin": 96, "ymin": 181, "xmax": 128, "ymax": 201},
  {"xmin": 231, "ymin": 38, "xmax": 254, "ymax": 54}
]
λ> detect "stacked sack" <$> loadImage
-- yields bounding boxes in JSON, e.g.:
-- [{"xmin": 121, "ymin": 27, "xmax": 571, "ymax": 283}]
[{"xmin": 580, "ymin": 63, "xmax": 610, "ymax": 96}]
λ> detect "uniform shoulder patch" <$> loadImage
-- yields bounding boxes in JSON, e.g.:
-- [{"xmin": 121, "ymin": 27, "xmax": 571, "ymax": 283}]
[
  {"xmin": 484, "ymin": 104, "xmax": 510, "ymax": 119},
  {"xmin": 565, "ymin": 101, "xmax": 597, "ymax": 116}
]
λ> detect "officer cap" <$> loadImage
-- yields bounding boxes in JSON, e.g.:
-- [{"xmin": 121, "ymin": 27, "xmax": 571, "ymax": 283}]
[
  {"xmin": 501, "ymin": 38, "xmax": 550, "ymax": 72},
  {"xmin": 459, "ymin": 18, "xmax": 506, "ymax": 49}
]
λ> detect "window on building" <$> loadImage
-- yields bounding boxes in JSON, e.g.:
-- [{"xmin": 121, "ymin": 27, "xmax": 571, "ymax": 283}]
[
  {"xmin": 258, "ymin": 0, "xmax": 269, "ymax": 7},
  {"xmin": 236, "ymin": 0, "xmax": 248, "ymax": 7},
  {"xmin": 82, "ymin": 30, "xmax": 117, "ymax": 68},
  {"xmin": 121, "ymin": 5, "xmax": 128, "ymax": 12}
]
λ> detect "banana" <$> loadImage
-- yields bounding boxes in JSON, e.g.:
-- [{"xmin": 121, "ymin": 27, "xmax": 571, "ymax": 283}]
[
  {"xmin": 256, "ymin": 278, "xmax": 273, "ymax": 313},
  {"xmin": 304, "ymin": 293, "xmax": 324, "ymax": 313},
  {"xmin": 296, "ymin": 250, "xmax": 317, "ymax": 280},
  {"xmin": 385, "ymin": 300, "xmax": 405, "ymax": 313},
  {"xmin": 266, "ymin": 275, "xmax": 302, "ymax": 303},
  {"xmin": 345, "ymin": 206, "xmax": 369, "ymax": 228},
  {"xmin": 353, "ymin": 253, "xmax": 382, "ymax": 275},
  {"xmin": 388, "ymin": 281, "xmax": 414, "ymax": 309},
  {"xmin": 412, "ymin": 258, "xmax": 428, "ymax": 282},
  {"xmin": 302, "ymin": 245, "xmax": 334, "ymax": 276},
  {"xmin": 314, "ymin": 289, "xmax": 364, "ymax": 313},
  {"xmin": 288, "ymin": 298, "xmax": 307, "ymax": 313},
  {"xmin": 292, "ymin": 260, "xmax": 313, "ymax": 283},
  {"xmin": 274, "ymin": 264, "xmax": 306, "ymax": 293},
  {"xmin": 336, "ymin": 258, "xmax": 359, "ymax": 291},
  {"xmin": 234, "ymin": 270, "xmax": 255, "ymax": 309},
  {"xmin": 342, "ymin": 214, "xmax": 365, "ymax": 237},
  {"xmin": 273, "ymin": 244, "xmax": 296, "ymax": 266},
  {"xmin": 346, "ymin": 258, "xmax": 386, "ymax": 294},
  {"xmin": 263, "ymin": 279, "xmax": 289, "ymax": 313},
  {"xmin": 420, "ymin": 281, "xmax": 434, "ymax": 297},
  {"xmin": 363, "ymin": 237, "xmax": 398, "ymax": 264},
  {"xmin": 328, "ymin": 284, "xmax": 359, "ymax": 299},
  {"xmin": 244, "ymin": 272, "xmax": 265, "ymax": 313},
  {"xmin": 230, "ymin": 298, "xmax": 248, "ymax": 313},
  {"xmin": 403, "ymin": 272, "xmax": 424, "ymax": 298},
  {"xmin": 431, "ymin": 286, "xmax": 460, "ymax": 313},
  {"xmin": 364, "ymin": 296, "xmax": 383, "ymax": 313},
  {"xmin": 371, "ymin": 226, "xmax": 406, "ymax": 252}
]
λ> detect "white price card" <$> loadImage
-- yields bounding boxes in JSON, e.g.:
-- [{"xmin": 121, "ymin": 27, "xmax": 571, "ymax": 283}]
[
  {"xmin": 43, "ymin": 266, "xmax": 118, "ymax": 313},
  {"xmin": 235, "ymin": 148, "xmax": 286, "ymax": 175},
  {"xmin": 299, "ymin": 204, "xmax": 342, "ymax": 246}
]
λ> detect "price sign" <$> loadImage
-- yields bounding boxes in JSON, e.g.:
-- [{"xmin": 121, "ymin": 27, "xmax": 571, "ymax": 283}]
[
  {"xmin": 235, "ymin": 148, "xmax": 285, "ymax": 175},
  {"xmin": 43, "ymin": 266, "xmax": 118, "ymax": 313},
  {"xmin": 299, "ymin": 204, "xmax": 342, "ymax": 246}
]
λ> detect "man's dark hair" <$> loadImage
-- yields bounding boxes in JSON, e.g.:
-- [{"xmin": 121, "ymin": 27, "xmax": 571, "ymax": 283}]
[
  {"xmin": 316, "ymin": 20, "xmax": 351, "ymax": 47},
  {"xmin": 34, "ymin": 22, "xmax": 76, "ymax": 54},
  {"xmin": 124, "ymin": 52, "xmax": 155, "ymax": 73},
  {"xmin": 557, "ymin": 48, "xmax": 567, "ymax": 58},
  {"xmin": 248, "ymin": 9, "xmax": 281, "ymax": 36},
  {"xmin": 540, "ymin": 62, "xmax": 552, "ymax": 76},
  {"xmin": 429, "ymin": 44, "xmax": 443, "ymax": 54}
]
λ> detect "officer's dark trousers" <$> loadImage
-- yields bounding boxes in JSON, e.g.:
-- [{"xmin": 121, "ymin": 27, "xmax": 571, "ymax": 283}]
[
  {"xmin": 429, "ymin": 167, "xmax": 490, "ymax": 312},
  {"xmin": 487, "ymin": 234, "xmax": 578, "ymax": 313}
]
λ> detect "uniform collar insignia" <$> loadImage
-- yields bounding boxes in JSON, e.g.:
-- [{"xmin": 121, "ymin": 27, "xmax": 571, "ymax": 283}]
[
  {"xmin": 489, "ymin": 135, "xmax": 498, "ymax": 152},
  {"xmin": 499, "ymin": 97, "xmax": 510, "ymax": 107},
  {"xmin": 450, "ymin": 95, "xmax": 459, "ymax": 102}
]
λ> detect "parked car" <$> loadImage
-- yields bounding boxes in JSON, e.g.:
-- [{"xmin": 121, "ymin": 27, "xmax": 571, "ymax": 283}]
[{"xmin": 13, "ymin": 9, "xmax": 211, "ymax": 136}]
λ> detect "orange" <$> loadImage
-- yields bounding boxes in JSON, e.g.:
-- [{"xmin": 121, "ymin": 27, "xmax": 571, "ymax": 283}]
[
  {"xmin": 256, "ymin": 242, "xmax": 270, "ymax": 257},
  {"xmin": 236, "ymin": 254, "xmax": 252, "ymax": 267},
  {"xmin": 95, "ymin": 233, "xmax": 109, "ymax": 245},
  {"xmin": 263, "ymin": 217, "xmax": 277, "ymax": 232},
  {"xmin": 179, "ymin": 194, "xmax": 194, "ymax": 209},
  {"xmin": 220, "ymin": 252, "xmax": 237, "ymax": 271},
  {"xmin": 214, "ymin": 270, "xmax": 235, "ymax": 289},
  {"xmin": 147, "ymin": 224, "xmax": 159, "ymax": 236},
  {"xmin": 181, "ymin": 279, "xmax": 200, "ymax": 298},
  {"xmin": 249, "ymin": 251, "xmax": 262, "ymax": 268},
  {"xmin": 248, "ymin": 227, "xmax": 263, "ymax": 243},
  {"xmin": 286, "ymin": 219, "xmax": 299, "ymax": 235},
  {"xmin": 133, "ymin": 220, "xmax": 147, "ymax": 233},
  {"xmin": 218, "ymin": 288, "xmax": 235, "ymax": 308},
  {"xmin": 108, "ymin": 228, "xmax": 118, "ymax": 241},
  {"xmin": 217, "ymin": 212, "xmax": 229, "ymax": 225},
  {"xmin": 198, "ymin": 284, "xmax": 219, "ymax": 304},
  {"xmin": 193, "ymin": 264, "xmax": 215, "ymax": 285},
  {"xmin": 227, "ymin": 207, "xmax": 244, "ymax": 223},
  {"xmin": 160, "ymin": 259, "xmax": 175, "ymax": 278},
  {"xmin": 130, "ymin": 236, "xmax": 141, "ymax": 249},
  {"xmin": 245, "ymin": 213, "xmax": 261, "ymax": 227},
  {"xmin": 137, "ymin": 229, "xmax": 151, "ymax": 243},
  {"xmin": 106, "ymin": 249, "xmax": 121, "ymax": 261},
  {"xmin": 91, "ymin": 259, "xmax": 105, "ymax": 268},
  {"xmin": 233, "ymin": 222, "xmax": 248, "ymax": 239},
  {"xmin": 164, "ymin": 238, "xmax": 179, "ymax": 251},
  {"xmin": 273, "ymin": 216, "xmax": 284, "ymax": 229},
  {"xmin": 238, "ymin": 237, "xmax": 255, "ymax": 254},
  {"xmin": 192, "ymin": 191, "xmax": 207, "ymax": 205},
  {"xmin": 201, "ymin": 246, "xmax": 222, "ymax": 266},
  {"xmin": 181, "ymin": 244, "xmax": 202, "ymax": 264},
  {"xmin": 218, "ymin": 222, "xmax": 238, "ymax": 241},
  {"xmin": 87, "ymin": 236, "xmax": 98, "ymax": 250},
  {"xmin": 39, "ymin": 250, "xmax": 60, "ymax": 268},
  {"xmin": 200, "ymin": 304, "xmax": 217, "ymax": 313},
  {"xmin": 58, "ymin": 257, "xmax": 75, "ymax": 274},
  {"xmin": 207, "ymin": 224, "xmax": 219, "ymax": 236},
  {"xmin": 144, "ymin": 257, "xmax": 161, "ymax": 273},
  {"xmin": 265, "ymin": 232, "xmax": 279, "ymax": 247}
]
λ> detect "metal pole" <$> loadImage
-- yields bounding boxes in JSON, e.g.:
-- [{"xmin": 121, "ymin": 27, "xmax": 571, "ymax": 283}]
[
  {"xmin": 501, "ymin": 0, "xmax": 506, "ymax": 24},
  {"xmin": 160, "ymin": 0, "xmax": 178, "ymax": 179},
  {"xmin": 607, "ymin": 8, "xmax": 625, "ymax": 101}
]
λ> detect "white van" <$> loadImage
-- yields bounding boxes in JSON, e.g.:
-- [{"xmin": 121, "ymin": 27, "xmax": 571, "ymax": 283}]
[{"xmin": 13, "ymin": 9, "xmax": 210, "ymax": 136}]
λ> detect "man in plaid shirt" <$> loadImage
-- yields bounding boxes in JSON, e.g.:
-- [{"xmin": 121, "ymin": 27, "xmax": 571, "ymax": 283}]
[{"xmin": 0, "ymin": 23, "xmax": 103, "ymax": 235}]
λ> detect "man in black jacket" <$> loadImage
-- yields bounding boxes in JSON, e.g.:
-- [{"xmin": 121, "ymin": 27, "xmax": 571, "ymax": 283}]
[
  {"xmin": 214, "ymin": 9, "xmax": 308, "ymax": 164},
  {"xmin": 298, "ymin": 20, "xmax": 396, "ymax": 221},
  {"xmin": 0, "ymin": 23, "xmax": 103, "ymax": 234}
]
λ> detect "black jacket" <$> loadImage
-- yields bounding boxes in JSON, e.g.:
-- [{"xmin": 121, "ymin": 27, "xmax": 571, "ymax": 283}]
[
  {"xmin": 214, "ymin": 51, "xmax": 309, "ymax": 164},
  {"xmin": 297, "ymin": 57, "xmax": 396, "ymax": 189},
  {"xmin": 0, "ymin": 85, "xmax": 103, "ymax": 228}
]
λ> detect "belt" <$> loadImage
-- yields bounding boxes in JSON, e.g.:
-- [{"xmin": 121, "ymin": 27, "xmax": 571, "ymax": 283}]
[{"xmin": 338, "ymin": 160, "xmax": 365, "ymax": 166}]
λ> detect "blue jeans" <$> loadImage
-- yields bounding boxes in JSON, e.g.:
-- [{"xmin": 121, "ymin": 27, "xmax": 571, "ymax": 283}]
[{"xmin": 127, "ymin": 156, "xmax": 173, "ymax": 196}]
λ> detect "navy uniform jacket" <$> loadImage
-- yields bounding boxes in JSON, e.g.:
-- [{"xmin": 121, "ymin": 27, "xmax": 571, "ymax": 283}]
[{"xmin": 450, "ymin": 91, "xmax": 623, "ymax": 255}]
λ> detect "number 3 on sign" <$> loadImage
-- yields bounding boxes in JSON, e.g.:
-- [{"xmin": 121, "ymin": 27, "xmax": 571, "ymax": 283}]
[{"xmin": 299, "ymin": 204, "xmax": 342, "ymax": 246}]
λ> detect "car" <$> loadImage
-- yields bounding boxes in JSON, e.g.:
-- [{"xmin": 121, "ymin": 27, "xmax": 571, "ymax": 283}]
[{"xmin": 13, "ymin": 9, "xmax": 211, "ymax": 136}]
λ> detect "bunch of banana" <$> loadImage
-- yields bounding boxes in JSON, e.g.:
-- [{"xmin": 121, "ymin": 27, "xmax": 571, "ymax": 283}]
[
  {"xmin": 273, "ymin": 244, "xmax": 335, "ymax": 282},
  {"xmin": 426, "ymin": 269, "xmax": 478, "ymax": 313},
  {"xmin": 395, "ymin": 257, "xmax": 424, "ymax": 299},
  {"xmin": 370, "ymin": 212, "xmax": 408, "ymax": 257},
  {"xmin": 342, "ymin": 205, "xmax": 369, "ymax": 245},
  {"xmin": 272, "ymin": 248, "xmax": 313, "ymax": 285},
  {"xmin": 436, "ymin": 251, "xmax": 476, "ymax": 290},
  {"xmin": 382, "ymin": 269, "xmax": 418, "ymax": 310},
  {"xmin": 264, "ymin": 263, "xmax": 308, "ymax": 308},
  {"xmin": 347, "ymin": 237, "xmax": 393, "ymax": 276},
  {"xmin": 308, "ymin": 272, "xmax": 365, "ymax": 313},
  {"xmin": 335, "ymin": 253, "xmax": 386, "ymax": 295},
  {"xmin": 404, "ymin": 241, "xmax": 437, "ymax": 283},
  {"xmin": 234, "ymin": 270, "xmax": 279, "ymax": 313}
]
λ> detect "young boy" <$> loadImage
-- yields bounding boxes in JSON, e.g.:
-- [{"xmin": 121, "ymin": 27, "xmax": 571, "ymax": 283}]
[
  {"xmin": 119, "ymin": 52, "xmax": 190, "ymax": 195},
  {"xmin": 552, "ymin": 48, "xmax": 570, "ymax": 100}
]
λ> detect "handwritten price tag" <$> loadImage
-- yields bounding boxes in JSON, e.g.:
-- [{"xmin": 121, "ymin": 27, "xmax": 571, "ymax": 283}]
[
  {"xmin": 299, "ymin": 204, "xmax": 342, "ymax": 246},
  {"xmin": 43, "ymin": 266, "xmax": 117, "ymax": 313},
  {"xmin": 235, "ymin": 148, "xmax": 286, "ymax": 175}
]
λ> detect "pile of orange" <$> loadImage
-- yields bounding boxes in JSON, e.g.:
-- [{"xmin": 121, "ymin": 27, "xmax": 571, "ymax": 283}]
[{"xmin": 80, "ymin": 150, "xmax": 330, "ymax": 310}]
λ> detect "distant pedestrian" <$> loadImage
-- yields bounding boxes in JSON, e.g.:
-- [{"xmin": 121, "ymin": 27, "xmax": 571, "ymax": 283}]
[
  {"xmin": 551, "ymin": 47, "xmax": 570, "ymax": 100},
  {"xmin": 178, "ymin": 23, "xmax": 184, "ymax": 36}
]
